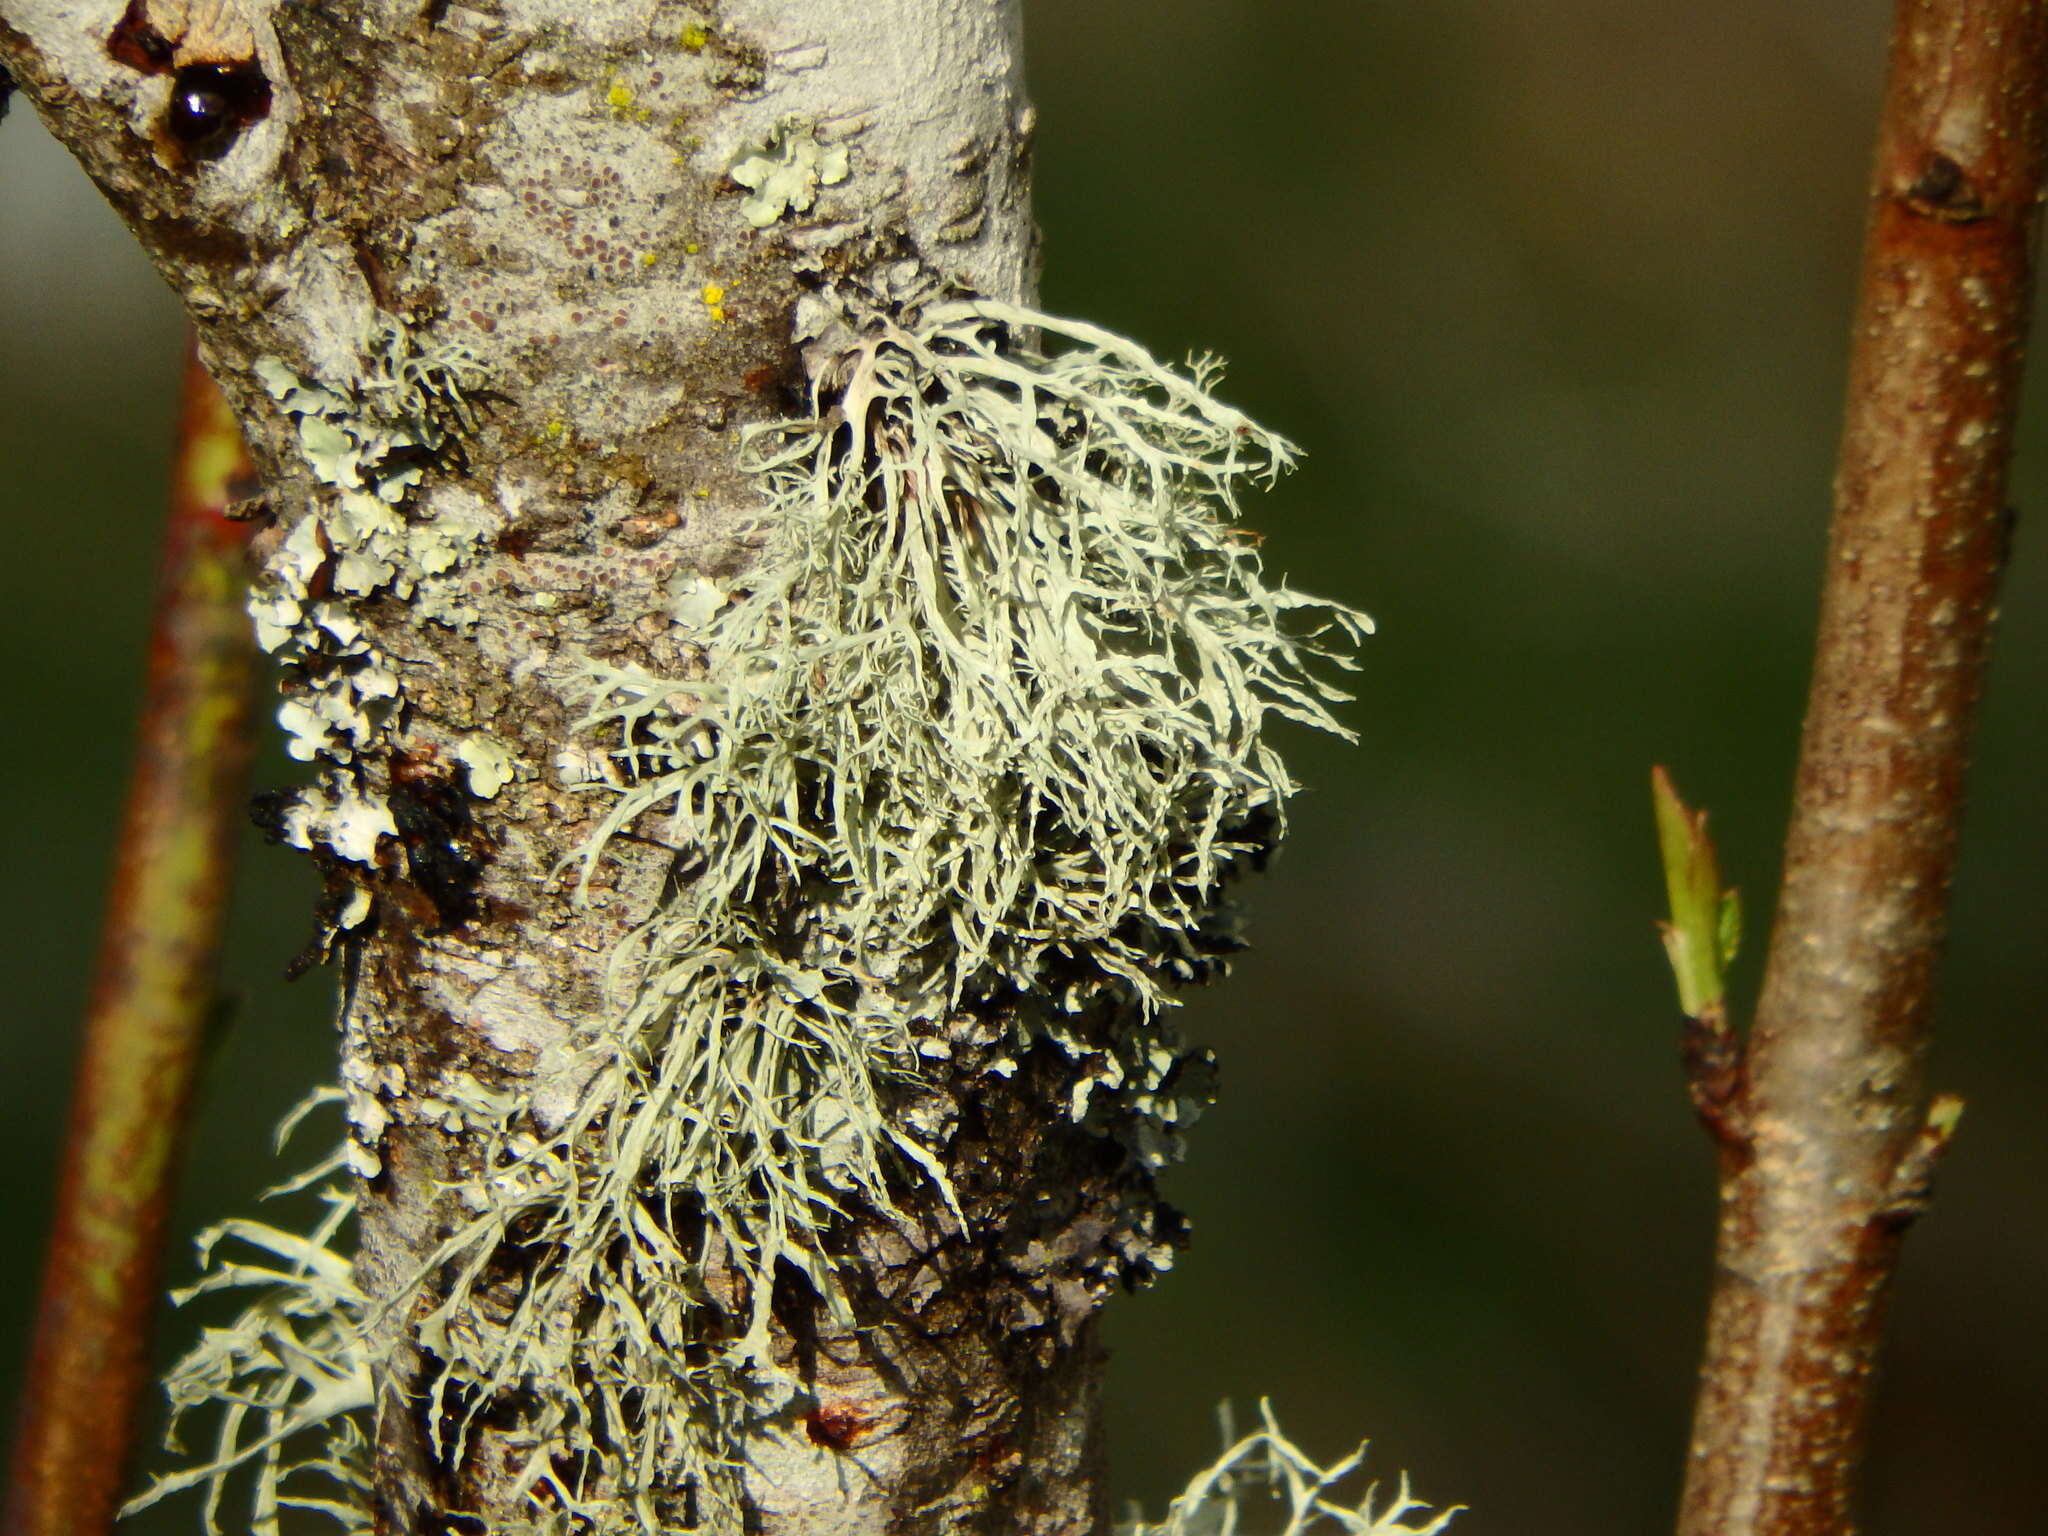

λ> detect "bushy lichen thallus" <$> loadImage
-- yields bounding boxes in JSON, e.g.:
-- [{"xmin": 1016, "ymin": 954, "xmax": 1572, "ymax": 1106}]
[{"xmin": 123, "ymin": 255, "xmax": 1453, "ymax": 1532}]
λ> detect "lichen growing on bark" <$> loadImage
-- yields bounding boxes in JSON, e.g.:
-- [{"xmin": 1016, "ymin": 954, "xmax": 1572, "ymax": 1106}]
[
  {"xmin": 131, "ymin": 279, "xmax": 1371, "ymax": 1533},
  {"xmin": 120, "ymin": 1094, "xmax": 372, "ymax": 1535},
  {"xmin": 402, "ymin": 280, "xmax": 1373, "ymax": 1526},
  {"xmin": 238, "ymin": 324, "xmax": 489, "ymax": 981}
]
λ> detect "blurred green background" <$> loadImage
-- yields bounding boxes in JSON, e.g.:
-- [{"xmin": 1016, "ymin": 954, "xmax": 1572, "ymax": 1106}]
[{"xmin": 5, "ymin": 2, "xmax": 2045, "ymax": 1530}]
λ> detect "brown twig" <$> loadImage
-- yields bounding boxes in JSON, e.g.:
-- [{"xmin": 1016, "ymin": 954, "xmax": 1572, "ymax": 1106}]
[
  {"xmin": 1674, "ymin": 3, "xmax": 2048, "ymax": 1533},
  {"xmin": 3, "ymin": 346, "xmax": 258, "ymax": 1536}
]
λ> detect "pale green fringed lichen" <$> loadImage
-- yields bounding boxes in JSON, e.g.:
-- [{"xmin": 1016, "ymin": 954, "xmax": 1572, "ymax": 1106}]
[
  {"xmin": 573, "ymin": 297, "xmax": 1368, "ymax": 1014},
  {"xmin": 134, "ymin": 287, "xmax": 1380, "ymax": 1534},
  {"xmin": 122, "ymin": 1094, "xmax": 373, "ymax": 1536},
  {"xmin": 1117, "ymin": 1403, "xmax": 1457, "ymax": 1536},
  {"xmin": 387, "ymin": 290, "xmax": 1375, "ymax": 1527}
]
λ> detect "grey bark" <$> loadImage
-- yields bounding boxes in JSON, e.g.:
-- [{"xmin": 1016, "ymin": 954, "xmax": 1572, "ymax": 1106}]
[{"xmin": 0, "ymin": 2, "xmax": 1159, "ymax": 1530}]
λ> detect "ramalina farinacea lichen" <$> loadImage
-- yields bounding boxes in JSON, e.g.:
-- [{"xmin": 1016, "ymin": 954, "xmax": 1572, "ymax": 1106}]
[
  {"xmin": 434, "ymin": 288, "xmax": 1375, "ymax": 1525},
  {"xmin": 1116, "ymin": 1402, "xmax": 1457, "ymax": 1536},
  {"xmin": 133, "ymin": 282, "xmax": 1383, "ymax": 1535},
  {"xmin": 575, "ymin": 295, "xmax": 1367, "ymax": 1013},
  {"xmin": 122, "ymin": 1092, "xmax": 373, "ymax": 1535}
]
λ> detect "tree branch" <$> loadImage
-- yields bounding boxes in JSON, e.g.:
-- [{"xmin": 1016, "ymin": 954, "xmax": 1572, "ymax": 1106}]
[
  {"xmin": 4, "ymin": 5, "xmax": 1368, "ymax": 1531},
  {"xmin": 1676, "ymin": 2, "xmax": 2048, "ymax": 1531},
  {"xmin": 4, "ymin": 347, "xmax": 257, "ymax": 1536}
]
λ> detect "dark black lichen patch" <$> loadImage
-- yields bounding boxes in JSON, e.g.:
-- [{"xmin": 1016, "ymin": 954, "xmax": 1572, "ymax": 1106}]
[{"xmin": 386, "ymin": 754, "xmax": 492, "ymax": 933}]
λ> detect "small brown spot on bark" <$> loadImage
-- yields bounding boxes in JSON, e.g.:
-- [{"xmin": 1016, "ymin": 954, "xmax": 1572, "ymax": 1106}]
[
  {"xmin": 804, "ymin": 1403, "xmax": 872, "ymax": 1451},
  {"xmin": 1903, "ymin": 151, "xmax": 1988, "ymax": 221}
]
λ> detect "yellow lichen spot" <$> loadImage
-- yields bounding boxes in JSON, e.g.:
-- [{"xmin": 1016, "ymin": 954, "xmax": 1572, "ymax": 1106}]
[
  {"xmin": 701, "ymin": 282, "xmax": 728, "ymax": 322},
  {"xmin": 544, "ymin": 419, "xmax": 566, "ymax": 439},
  {"xmin": 685, "ymin": 241, "xmax": 701, "ymax": 255},
  {"xmin": 641, "ymin": 251, "xmax": 659, "ymax": 268},
  {"xmin": 682, "ymin": 22, "xmax": 709, "ymax": 52},
  {"xmin": 607, "ymin": 82, "xmax": 634, "ymax": 112},
  {"xmin": 693, "ymin": 488, "xmax": 711, "ymax": 499}
]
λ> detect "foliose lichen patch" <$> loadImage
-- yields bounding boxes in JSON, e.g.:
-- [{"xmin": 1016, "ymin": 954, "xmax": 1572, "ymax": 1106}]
[
  {"xmin": 730, "ymin": 117, "xmax": 849, "ymax": 226},
  {"xmin": 241, "ymin": 321, "xmax": 488, "ymax": 847}
]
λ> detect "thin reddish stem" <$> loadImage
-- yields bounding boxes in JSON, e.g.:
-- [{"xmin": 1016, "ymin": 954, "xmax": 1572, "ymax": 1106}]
[
  {"xmin": 3, "ymin": 347, "xmax": 258, "ymax": 1536},
  {"xmin": 1675, "ymin": 3, "xmax": 2048, "ymax": 1533}
]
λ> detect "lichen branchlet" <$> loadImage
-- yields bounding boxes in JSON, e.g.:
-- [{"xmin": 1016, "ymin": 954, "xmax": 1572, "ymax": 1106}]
[{"xmin": 1116, "ymin": 1401, "xmax": 1457, "ymax": 1536}]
